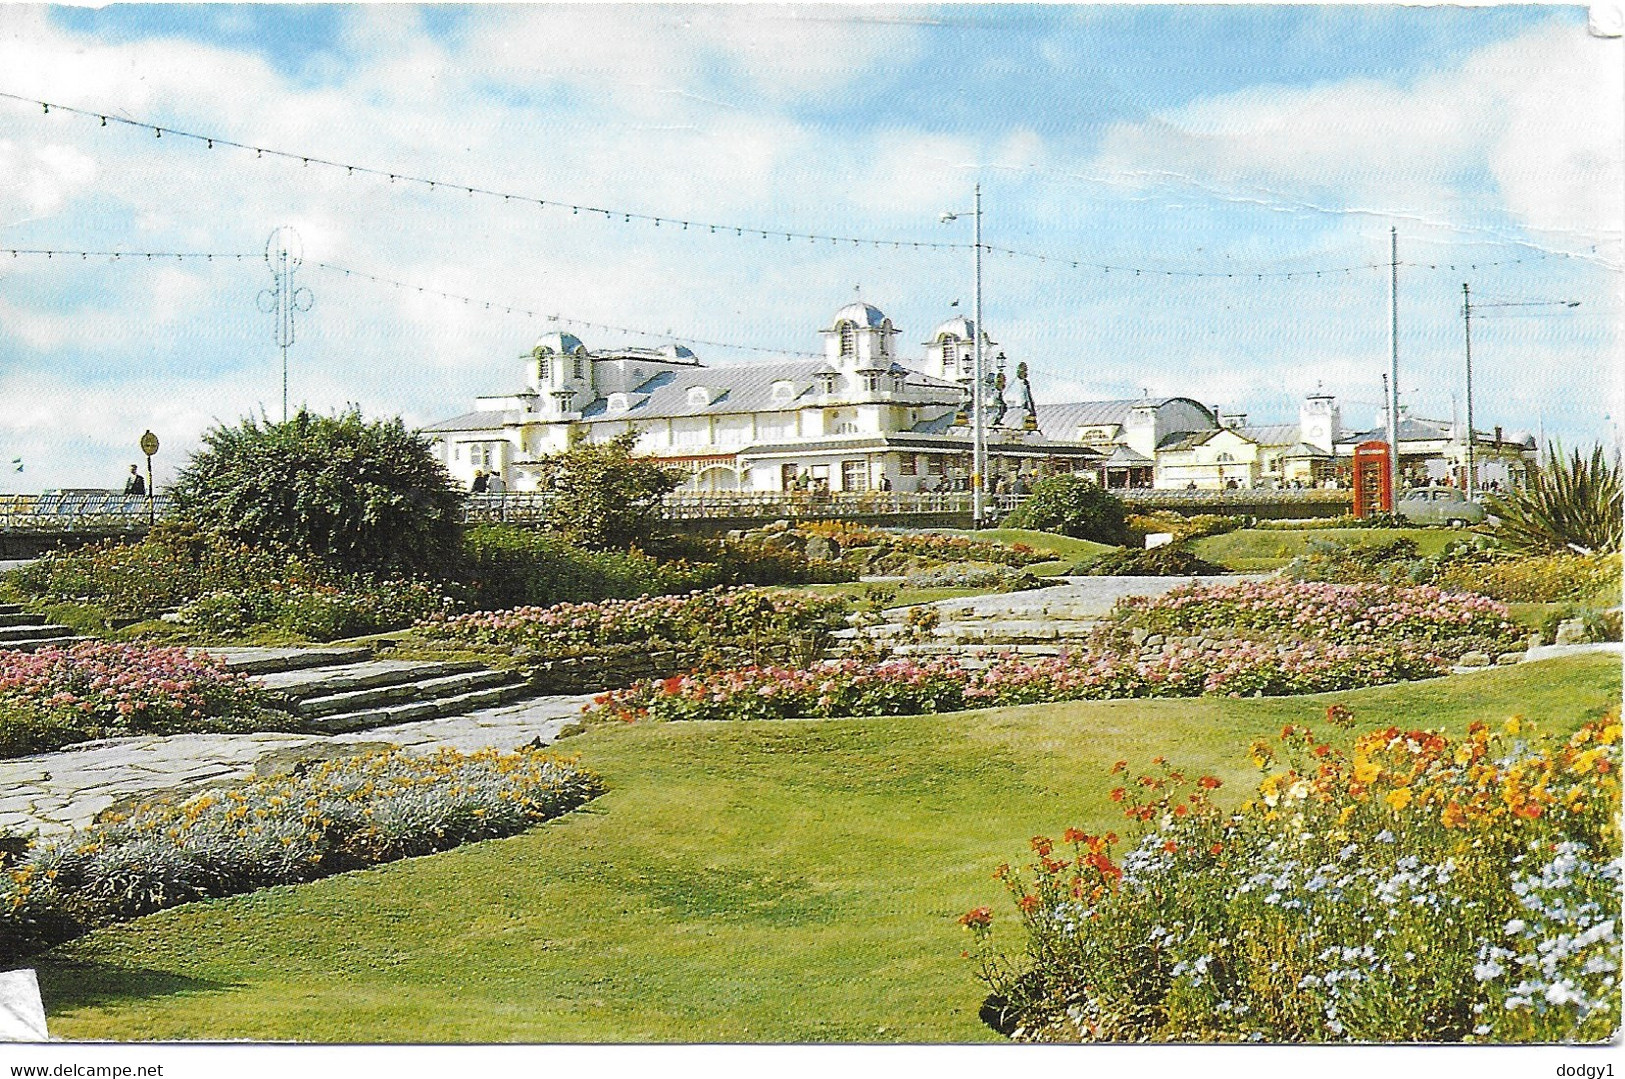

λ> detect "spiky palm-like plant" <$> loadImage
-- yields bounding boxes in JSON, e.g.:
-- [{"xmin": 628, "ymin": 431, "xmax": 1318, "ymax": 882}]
[{"xmin": 1488, "ymin": 442, "xmax": 1622, "ymax": 554}]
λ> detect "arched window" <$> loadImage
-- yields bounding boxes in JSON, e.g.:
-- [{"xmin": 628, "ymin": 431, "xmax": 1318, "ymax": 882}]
[
  {"xmin": 1217, "ymin": 452, "xmax": 1236, "ymax": 463},
  {"xmin": 839, "ymin": 321, "xmax": 856, "ymax": 357}
]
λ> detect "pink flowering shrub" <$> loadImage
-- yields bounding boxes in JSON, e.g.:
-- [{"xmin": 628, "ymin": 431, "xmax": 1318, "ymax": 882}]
[
  {"xmin": 0, "ymin": 643, "xmax": 278, "ymax": 756},
  {"xmin": 1111, "ymin": 579, "xmax": 1521, "ymax": 655},
  {"xmin": 415, "ymin": 587, "xmax": 849, "ymax": 659},
  {"xmin": 588, "ymin": 642, "xmax": 1443, "ymax": 724}
]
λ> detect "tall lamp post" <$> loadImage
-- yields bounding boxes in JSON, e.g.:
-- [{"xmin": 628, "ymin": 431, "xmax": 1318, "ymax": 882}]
[{"xmin": 941, "ymin": 185, "xmax": 988, "ymax": 528}]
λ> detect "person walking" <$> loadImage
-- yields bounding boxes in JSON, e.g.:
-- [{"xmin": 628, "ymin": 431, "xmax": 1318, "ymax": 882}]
[
  {"xmin": 470, "ymin": 470, "xmax": 489, "ymax": 494},
  {"xmin": 486, "ymin": 471, "xmax": 507, "ymax": 494},
  {"xmin": 123, "ymin": 464, "xmax": 146, "ymax": 497}
]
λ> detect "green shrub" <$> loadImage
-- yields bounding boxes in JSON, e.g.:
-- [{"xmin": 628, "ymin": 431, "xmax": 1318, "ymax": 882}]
[
  {"xmin": 170, "ymin": 408, "xmax": 464, "ymax": 575},
  {"xmin": 1075, "ymin": 546, "xmax": 1227, "ymax": 577},
  {"xmin": 529, "ymin": 432, "xmax": 682, "ymax": 549},
  {"xmin": 1002, "ymin": 477, "xmax": 1127, "ymax": 545},
  {"xmin": 900, "ymin": 564, "xmax": 1050, "ymax": 592},
  {"xmin": 459, "ymin": 526, "xmax": 715, "ymax": 609}
]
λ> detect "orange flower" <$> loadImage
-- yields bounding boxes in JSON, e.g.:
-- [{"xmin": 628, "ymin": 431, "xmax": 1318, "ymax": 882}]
[
  {"xmin": 1063, "ymin": 827, "xmax": 1088, "ymax": 844},
  {"xmin": 1209, "ymin": 842, "xmax": 1223, "ymax": 856},
  {"xmin": 1017, "ymin": 894, "xmax": 1040, "ymax": 913},
  {"xmin": 959, "ymin": 906, "xmax": 993, "ymax": 929},
  {"xmin": 1173, "ymin": 804, "xmax": 1188, "ymax": 817},
  {"xmin": 1162, "ymin": 840, "xmax": 1178, "ymax": 853},
  {"xmin": 1197, "ymin": 776, "xmax": 1223, "ymax": 790},
  {"xmin": 1109, "ymin": 788, "xmax": 1126, "ymax": 802},
  {"xmin": 1110, "ymin": 760, "xmax": 1128, "ymax": 775}
]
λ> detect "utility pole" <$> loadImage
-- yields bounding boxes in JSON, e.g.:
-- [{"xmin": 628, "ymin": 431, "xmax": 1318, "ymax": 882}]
[
  {"xmin": 1387, "ymin": 227, "xmax": 1401, "ymax": 504},
  {"xmin": 1462, "ymin": 282, "xmax": 1476, "ymax": 499},
  {"xmin": 972, "ymin": 184, "xmax": 987, "ymax": 529}
]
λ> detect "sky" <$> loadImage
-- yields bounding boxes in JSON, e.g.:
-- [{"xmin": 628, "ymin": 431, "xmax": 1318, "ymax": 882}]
[{"xmin": 0, "ymin": 2, "xmax": 1620, "ymax": 490}]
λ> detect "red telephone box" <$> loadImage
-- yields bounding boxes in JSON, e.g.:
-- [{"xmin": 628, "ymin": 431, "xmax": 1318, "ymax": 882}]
[{"xmin": 1353, "ymin": 440, "xmax": 1392, "ymax": 517}]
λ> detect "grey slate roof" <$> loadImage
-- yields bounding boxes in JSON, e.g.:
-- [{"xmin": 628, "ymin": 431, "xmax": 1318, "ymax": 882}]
[
  {"xmin": 1345, "ymin": 416, "xmax": 1456, "ymax": 444},
  {"xmin": 420, "ymin": 410, "xmax": 510, "ymax": 433},
  {"xmin": 1239, "ymin": 423, "xmax": 1300, "ymax": 448}
]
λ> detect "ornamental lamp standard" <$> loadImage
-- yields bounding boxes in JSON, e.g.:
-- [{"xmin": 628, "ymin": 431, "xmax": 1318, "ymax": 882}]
[
  {"xmin": 138, "ymin": 430, "xmax": 159, "ymax": 526},
  {"xmin": 940, "ymin": 184, "xmax": 988, "ymax": 528}
]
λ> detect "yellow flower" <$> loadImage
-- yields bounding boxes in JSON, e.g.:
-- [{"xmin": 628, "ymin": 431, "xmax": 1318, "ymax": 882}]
[
  {"xmin": 1353, "ymin": 759, "xmax": 1381, "ymax": 784},
  {"xmin": 1385, "ymin": 787, "xmax": 1413, "ymax": 811},
  {"xmin": 1505, "ymin": 716, "xmax": 1522, "ymax": 736}
]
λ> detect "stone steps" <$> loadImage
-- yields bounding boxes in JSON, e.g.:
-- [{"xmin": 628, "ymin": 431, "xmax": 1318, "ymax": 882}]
[
  {"xmin": 206, "ymin": 647, "xmax": 536, "ymax": 736},
  {"xmin": 300, "ymin": 679, "xmax": 532, "ymax": 735},
  {"xmin": 0, "ymin": 632, "xmax": 95, "ymax": 652},
  {"xmin": 0, "ymin": 610, "xmax": 47, "ymax": 628},
  {"xmin": 203, "ymin": 645, "xmax": 374, "ymax": 676},
  {"xmin": 295, "ymin": 667, "xmax": 515, "ymax": 718}
]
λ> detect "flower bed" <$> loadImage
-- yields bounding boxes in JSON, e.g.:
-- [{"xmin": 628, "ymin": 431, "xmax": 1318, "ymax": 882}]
[
  {"xmin": 0, "ymin": 643, "xmax": 280, "ymax": 757},
  {"xmin": 0, "ymin": 746, "xmax": 604, "ymax": 960},
  {"xmin": 588, "ymin": 641, "xmax": 1444, "ymax": 724},
  {"xmin": 415, "ymin": 587, "xmax": 849, "ymax": 659},
  {"xmin": 962, "ymin": 713, "xmax": 1621, "ymax": 1043},
  {"xmin": 1111, "ymin": 578, "xmax": 1521, "ymax": 654}
]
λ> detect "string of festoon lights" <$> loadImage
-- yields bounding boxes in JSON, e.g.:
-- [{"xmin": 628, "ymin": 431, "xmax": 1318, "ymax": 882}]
[
  {"xmin": 9, "ymin": 89, "xmax": 1601, "ymax": 280},
  {"xmin": 314, "ymin": 262, "xmax": 826, "ymax": 358}
]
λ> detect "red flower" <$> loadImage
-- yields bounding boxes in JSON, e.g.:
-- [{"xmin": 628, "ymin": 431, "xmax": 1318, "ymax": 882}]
[
  {"xmin": 1162, "ymin": 840, "xmax": 1178, "ymax": 853},
  {"xmin": 1062, "ymin": 828, "xmax": 1088, "ymax": 844},
  {"xmin": 1197, "ymin": 776, "xmax": 1222, "ymax": 790},
  {"xmin": 1209, "ymin": 843, "xmax": 1223, "ymax": 855},
  {"xmin": 1109, "ymin": 788, "xmax": 1126, "ymax": 802},
  {"xmin": 1017, "ymin": 894, "xmax": 1040, "ymax": 913}
]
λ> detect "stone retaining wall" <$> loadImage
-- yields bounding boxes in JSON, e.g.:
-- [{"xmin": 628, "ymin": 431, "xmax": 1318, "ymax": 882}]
[{"xmin": 526, "ymin": 642, "xmax": 797, "ymax": 693}]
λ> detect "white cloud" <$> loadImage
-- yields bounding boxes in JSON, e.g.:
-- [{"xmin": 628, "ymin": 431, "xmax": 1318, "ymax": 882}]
[{"xmin": 1089, "ymin": 22, "xmax": 1624, "ymax": 255}]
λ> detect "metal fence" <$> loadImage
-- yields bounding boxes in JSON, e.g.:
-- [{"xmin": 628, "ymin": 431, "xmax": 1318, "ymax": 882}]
[
  {"xmin": 0, "ymin": 492, "xmax": 172, "ymax": 533},
  {"xmin": 0, "ymin": 485, "xmax": 1354, "ymax": 535}
]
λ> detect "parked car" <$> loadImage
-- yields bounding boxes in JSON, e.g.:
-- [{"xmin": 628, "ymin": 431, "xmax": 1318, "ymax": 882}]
[{"xmin": 1395, "ymin": 487, "xmax": 1486, "ymax": 527}]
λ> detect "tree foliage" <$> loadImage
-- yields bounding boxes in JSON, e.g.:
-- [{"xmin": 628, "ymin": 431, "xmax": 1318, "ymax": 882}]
[
  {"xmin": 532, "ymin": 432, "xmax": 682, "ymax": 549},
  {"xmin": 1000, "ymin": 475, "xmax": 1127, "ymax": 545},
  {"xmin": 1488, "ymin": 442, "xmax": 1622, "ymax": 555},
  {"xmin": 170, "ymin": 409, "xmax": 464, "ymax": 575}
]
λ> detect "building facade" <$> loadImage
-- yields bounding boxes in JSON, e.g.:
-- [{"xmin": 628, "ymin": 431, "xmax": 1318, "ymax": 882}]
[{"xmin": 423, "ymin": 302, "xmax": 1533, "ymax": 495}]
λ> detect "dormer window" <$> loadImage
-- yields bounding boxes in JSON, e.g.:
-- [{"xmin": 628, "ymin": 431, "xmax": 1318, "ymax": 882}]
[
  {"xmin": 818, "ymin": 373, "xmax": 838, "ymax": 395},
  {"xmin": 862, "ymin": 372, "xmax": 880, "ymax": 392},
  {"xmin": 687, "ymin": 386, "xmax": 712, "ymax": 408},
  {"xmin": 607, "ymin": 392, "xmax": 631, "ymax": 414},
  {"xmin": 771, "ymin": 380, "xmax": 797, "ymax": 403}
]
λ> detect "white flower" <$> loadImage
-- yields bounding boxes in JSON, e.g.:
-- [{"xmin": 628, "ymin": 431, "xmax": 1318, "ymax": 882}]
[
  {"xmin": 1474, "ymin": 960, "xmax": 1505, "ymax": 981},
  {"xmin": 1504, "ymin": 918, "xmax": 1527, "ymax": 936}
]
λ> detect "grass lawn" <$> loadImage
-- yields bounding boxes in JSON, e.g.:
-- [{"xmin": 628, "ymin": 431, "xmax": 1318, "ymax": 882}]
[
  {"xmin": 32, "ymin": 654, "xmax": 1619, "ymax": 1043},
  {"xmin": 1193, "ymin": 527, "xmax": 1474, "ymax": 571}
]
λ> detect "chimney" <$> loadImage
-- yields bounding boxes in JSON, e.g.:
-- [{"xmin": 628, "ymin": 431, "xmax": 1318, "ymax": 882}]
[{"xmin": 1494, "ymin": 425, "xmax": 1503, "ymax": 446}]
